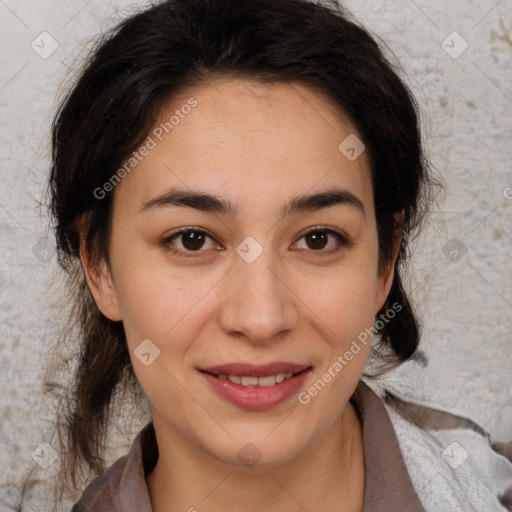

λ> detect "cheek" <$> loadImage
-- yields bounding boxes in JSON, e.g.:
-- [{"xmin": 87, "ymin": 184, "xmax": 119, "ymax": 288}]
[
  {"xmin": 108, "ymin": 223, "xmax": 219, "ymax": 343},
  {"xmin": 297, "ymin": 256, "xmax": 379, "ymax": 337},
  {"xmin": 304, "ymin": 277, "xmax": 377, "ymax": 374},
  {"xmin": 115, "ymin": 265, "xmax": 213, "ymax": 411},
  {"xmin": 116, "ymin": 264, "xmax": 219, "ymax": 345},
  {"xmin": 294, "ymin": 265, "xmax": 378, "ymax": 411}
]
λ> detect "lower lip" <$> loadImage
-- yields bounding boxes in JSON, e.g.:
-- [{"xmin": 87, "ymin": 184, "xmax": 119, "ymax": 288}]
[{"xmin": 200, "ymin": 369, "xmax": 312, "ymax": 411}]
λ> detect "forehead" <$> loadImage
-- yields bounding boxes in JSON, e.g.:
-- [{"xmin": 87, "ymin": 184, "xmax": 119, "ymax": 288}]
[{"xmin": 114, "ymin": 78, "xmax": 373, "ymax": 217}]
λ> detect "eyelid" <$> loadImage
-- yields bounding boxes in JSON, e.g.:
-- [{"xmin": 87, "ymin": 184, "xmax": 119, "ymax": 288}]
[
  {"xmin": 296, "ymin": 225, "xmax": 350, "ymax": 243},
  {"xmin": 162, "ymin": 226, "xmax": 222, "ymax": 257},
  {"xmin": 292, "ymin": 225, "xmax": 352, "ymax": 253},
  {"xmin": 162, "ymin": 225, "xmax": 216, "ymax": 241}
]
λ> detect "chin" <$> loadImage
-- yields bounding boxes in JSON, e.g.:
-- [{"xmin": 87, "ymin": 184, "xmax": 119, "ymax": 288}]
[{"xmin": 199, "ymin": 426, "xmax": 309, "ymax": 469}]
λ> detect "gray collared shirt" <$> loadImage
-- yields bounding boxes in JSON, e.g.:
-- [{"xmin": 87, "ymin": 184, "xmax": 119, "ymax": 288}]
[{"xmin": 71, "ymin": 379, "xmax": 424, "ymax": 511}]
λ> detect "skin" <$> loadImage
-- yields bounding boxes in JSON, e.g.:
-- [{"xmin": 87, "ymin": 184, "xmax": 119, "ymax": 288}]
[{"xmin": 81, "ymin": 78, "xmax": 401, "ymax": 512}]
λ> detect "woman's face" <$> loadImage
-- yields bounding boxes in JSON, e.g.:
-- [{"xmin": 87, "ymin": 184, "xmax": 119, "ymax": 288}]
[{"xmin": 85, "ymin": 78, "xmax": 396, "ymax": 467}]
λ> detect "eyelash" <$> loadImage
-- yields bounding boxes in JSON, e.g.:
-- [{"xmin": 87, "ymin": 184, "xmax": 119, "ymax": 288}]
[{"xmin": 161, "ymin": 226, "xmax": 351, "ymax": 258}]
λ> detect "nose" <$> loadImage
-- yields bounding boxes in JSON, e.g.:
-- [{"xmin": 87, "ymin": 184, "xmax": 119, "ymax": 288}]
[{"xmin": 217, "ymin": 248, "xmax": 299, "ymax": 345}]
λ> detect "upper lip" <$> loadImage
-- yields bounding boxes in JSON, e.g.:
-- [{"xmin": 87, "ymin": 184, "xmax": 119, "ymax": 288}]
[{"xmin": 200, "ymin": 362, "xmax": 312, "ymax": 377}]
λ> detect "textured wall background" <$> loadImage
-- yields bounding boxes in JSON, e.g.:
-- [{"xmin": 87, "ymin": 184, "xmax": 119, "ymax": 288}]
[{"xmin": 0, "ymin": 0, "xmax": 511, "ymax": 510}]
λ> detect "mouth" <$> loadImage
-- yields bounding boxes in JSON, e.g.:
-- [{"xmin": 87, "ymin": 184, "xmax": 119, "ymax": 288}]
[
  {"xmin": 198, "ymin": 362, "xmax": 313, "ymax": 410},
  {"xmin": 200, "ymin": 368, "xmax": 311, "ymax": 387},
  {"xmin": 199, "ymin": 361, "xmax": 312, "ymax": 386}
]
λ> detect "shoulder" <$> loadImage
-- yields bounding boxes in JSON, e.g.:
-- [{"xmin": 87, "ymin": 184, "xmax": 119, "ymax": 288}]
[
  {"xmin": 70, "ymin": 422, "xmax": 155, "ymax": 512},
  {"xmin": 70, "ymin": 455, "xmax": 127, "ymax": 511},
  {"xmin": 363, "ymin": 379, "xmax": 512, "ymax": 512}
]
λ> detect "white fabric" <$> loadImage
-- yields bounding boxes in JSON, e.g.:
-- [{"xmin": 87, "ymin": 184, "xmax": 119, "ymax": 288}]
[{"xmin": 365, "ymin": 378, "xmax": 512, "ymax": 511}]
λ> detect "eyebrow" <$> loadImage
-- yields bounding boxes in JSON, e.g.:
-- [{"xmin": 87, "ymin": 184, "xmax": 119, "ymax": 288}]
[{"xmin": 140, "ymin": 186, "xmax": 365, "ymax": 219}]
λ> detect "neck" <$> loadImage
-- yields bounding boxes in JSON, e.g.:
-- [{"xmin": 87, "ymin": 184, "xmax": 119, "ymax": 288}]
[{"xmin": 146, "ymin": 400, "xmax": 365, "ymax": 512}]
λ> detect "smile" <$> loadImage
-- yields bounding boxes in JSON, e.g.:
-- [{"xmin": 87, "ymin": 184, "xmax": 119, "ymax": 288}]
[
  {"xmin": 213, "ymin": 372, "xmax": 299, "ymax": 386},
  {"xmin": 199, "ymin": 364, "xmax": 312, "ymax": 410}
]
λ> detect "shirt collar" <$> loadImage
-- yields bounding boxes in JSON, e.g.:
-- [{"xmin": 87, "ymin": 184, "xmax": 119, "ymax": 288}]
[{"xmin": 352, "ymin": 380, "xmax": 424, "ymax": 511}]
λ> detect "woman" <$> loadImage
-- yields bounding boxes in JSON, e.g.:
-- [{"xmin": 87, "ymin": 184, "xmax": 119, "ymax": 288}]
[{"xmin": 40, "ymin": 0, "xmax": 511, "ymax": 510}]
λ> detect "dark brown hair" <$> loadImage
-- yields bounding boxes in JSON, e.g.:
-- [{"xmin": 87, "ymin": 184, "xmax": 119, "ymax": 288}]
[{"xmin": 38, "ymin": 0, "xmax": 441, "ymax": 506}]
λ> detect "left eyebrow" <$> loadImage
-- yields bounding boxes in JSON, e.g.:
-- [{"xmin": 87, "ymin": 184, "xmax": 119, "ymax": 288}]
[
  {"xmin": 140, "ymin": 186, "xmax": 365, "ymax": 219},
  {"xmin": 282, "ymin": 189, "xmax": 365, "ymax": 219}
]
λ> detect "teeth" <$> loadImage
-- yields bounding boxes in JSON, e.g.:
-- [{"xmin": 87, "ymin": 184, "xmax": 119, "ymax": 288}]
[
  {"xmin": 217, "ymin": 372, "xmax": 299, "ymax": 386},
  {"xmin": 257, "ymin": 375, "xmax": 277, "ymax": 387},
  {"xmin": 241, "ymin": 376, "xmax": 258, "ymax": 386}
]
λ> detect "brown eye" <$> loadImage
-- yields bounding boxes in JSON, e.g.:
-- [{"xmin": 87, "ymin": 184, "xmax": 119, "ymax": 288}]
[
  {"xmin": 163, "ymin": 228, "xmax": 222, "ymax": 257},
  {"xmin": 294, "ymin": 227, "xmax": 349, "ymax": 253},
  {"xmin": 305, "ymin": 231, "xmax": 329, "ymax": 250},
  {"xmin": 178, "ymin": 230, "xmax": 207, "ymax": 251}
]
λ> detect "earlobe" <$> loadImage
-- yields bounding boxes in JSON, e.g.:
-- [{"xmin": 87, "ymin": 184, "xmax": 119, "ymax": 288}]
[
  {"xmin": 79, "ymin": 235, "xmax": 122, "ymax": 322},
  {"xmin": 375, "ymin": 210, "xmax": 404, "ymax": 313}
]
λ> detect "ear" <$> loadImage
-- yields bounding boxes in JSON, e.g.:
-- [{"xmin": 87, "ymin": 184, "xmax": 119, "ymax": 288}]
[
  {"xmin": 79, "ymin": 233, "xmax": 122, "ymax": 322},
  {"xmin": 374, "ymin": 210, "xmax": 404, "ymax": 314}
]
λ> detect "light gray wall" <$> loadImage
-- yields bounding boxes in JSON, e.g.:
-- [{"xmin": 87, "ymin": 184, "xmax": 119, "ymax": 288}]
[{"xmin": 1, "ymin": 0, "xmax": 511, "ymax": 510}]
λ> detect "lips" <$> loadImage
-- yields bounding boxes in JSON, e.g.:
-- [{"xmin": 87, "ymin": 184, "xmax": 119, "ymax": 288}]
[
  {"xmin": 200, "ymin": 362, "xmax": 311, "ymax": 377},
  {"xmin": 198, "ymin": 361, "xmax": 313, "ymax": 410}
]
